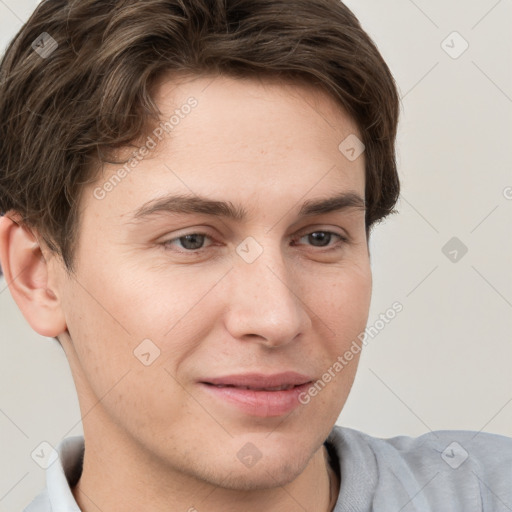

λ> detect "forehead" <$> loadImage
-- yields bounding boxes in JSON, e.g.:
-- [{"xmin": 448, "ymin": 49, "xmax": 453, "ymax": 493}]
[
  {"xmin": 152, "ymin": 71, "xmax": 361, "ymax": 146},
  {"xmin": 82, "ymin": 73, "xmax": 365, "ymax": 225}
]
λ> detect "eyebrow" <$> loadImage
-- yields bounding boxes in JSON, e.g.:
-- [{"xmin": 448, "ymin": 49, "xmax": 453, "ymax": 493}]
[{"xmin": 127, "ymin": 191, "xmax": 366, "ymax": 224}]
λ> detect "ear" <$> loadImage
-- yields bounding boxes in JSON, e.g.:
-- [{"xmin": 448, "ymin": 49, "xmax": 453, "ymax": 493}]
[{"xmin": 0, "ymin": 213, "xmax": 67, "ymax": 338}]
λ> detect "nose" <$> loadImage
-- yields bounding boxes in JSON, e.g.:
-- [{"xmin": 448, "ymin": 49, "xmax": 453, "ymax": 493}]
[{"xmin": 224, "ymin": 240, "xmax": 312, "ymax": 349}]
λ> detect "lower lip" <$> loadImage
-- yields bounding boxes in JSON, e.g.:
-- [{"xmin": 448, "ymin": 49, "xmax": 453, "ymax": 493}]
[{"xmin": 199, "ymin": 382, "xmax": 312, "ymax": 417}]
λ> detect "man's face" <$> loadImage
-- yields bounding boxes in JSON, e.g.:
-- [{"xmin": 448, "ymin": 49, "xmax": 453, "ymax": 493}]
[{"xmin": 51, "ymin": 73, "xmax": 372, "ymax": 488}]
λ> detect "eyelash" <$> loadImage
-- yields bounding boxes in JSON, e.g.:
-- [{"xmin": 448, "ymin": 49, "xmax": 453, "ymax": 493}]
[{"xmin": 160, "ymin": 230, "xmax": 349, "ymax": 254}]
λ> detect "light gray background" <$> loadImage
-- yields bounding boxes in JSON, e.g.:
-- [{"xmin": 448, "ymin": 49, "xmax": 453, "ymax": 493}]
[{"xmin": 1, "ymin": 0, "xmax": 511, "ymax": 509}]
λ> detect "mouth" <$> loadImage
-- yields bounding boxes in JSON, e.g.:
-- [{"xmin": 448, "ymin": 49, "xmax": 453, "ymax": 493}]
[
  {"xmin": 204, "ymin": 383, "xmax": 303, "ymax": 391},
  {"xmin": 198, "ymin": 372, "xmax": 314, "ymax": 417}
]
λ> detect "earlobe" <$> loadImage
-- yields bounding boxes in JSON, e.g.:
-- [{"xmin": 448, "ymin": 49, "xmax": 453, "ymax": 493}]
[{"xmin": 0, "ymin": 213, "xmax": 67, "ymax": 338}]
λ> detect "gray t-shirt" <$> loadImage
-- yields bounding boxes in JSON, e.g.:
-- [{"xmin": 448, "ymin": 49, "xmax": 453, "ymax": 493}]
[{"xmin": 23, "ymin": 425, "xmax": 512, "ymax": 511}]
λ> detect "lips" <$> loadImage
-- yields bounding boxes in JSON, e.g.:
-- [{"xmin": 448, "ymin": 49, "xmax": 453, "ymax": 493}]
[
  {"xmin": 198, "ymin": 372, "xmax": 314, "ymax": 417},
  {"xmin": 209, "ymin": 383, "xmax": 296, "ymax": 391},
  {"xmin": 201, "ymin": 372, "xmax": 313, "ymax": 390}
]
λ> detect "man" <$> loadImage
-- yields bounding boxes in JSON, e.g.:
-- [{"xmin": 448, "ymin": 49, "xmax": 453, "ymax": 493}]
[{"xmin": 0, "ymin": 1, "xmax": 510, "ymax": 511}]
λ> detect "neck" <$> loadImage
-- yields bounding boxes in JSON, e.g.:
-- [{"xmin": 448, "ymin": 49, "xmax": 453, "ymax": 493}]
[{"xmin": 72, "ymin": 418, "xmax": 338, "ymax": 512}]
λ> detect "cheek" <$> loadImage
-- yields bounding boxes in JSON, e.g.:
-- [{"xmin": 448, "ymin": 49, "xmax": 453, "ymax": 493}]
[
  {"xmin": 71, "ymin": 250, "xmax": 200, "ymax": 342},
  {"xmin": 61, "ymin": 277, "xmax": 195, "ymax": 435},
  {"xmin": 299, "ymin": 266, "xmax": 370, "ymax": 423},
  {"xmin": 96, "ymin": 259, "xmax": 221, "ymax": 339},
  {"xmin": 313, "ymin": 261, "xmax": 372, "ymax": 344},
  {"xmin": 61, "ymin": 259, "xmax": 221, "ymax": 402}
]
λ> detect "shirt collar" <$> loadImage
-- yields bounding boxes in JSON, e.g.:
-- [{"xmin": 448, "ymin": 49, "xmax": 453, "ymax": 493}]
[{"xmin": 47, "ymin": 436, "xmax": 84, "ymax": 512}]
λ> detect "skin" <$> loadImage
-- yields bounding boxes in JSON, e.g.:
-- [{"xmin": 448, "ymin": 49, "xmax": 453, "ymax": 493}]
[{"xmin": 0, "ymin": 73, "xmax": 372, "ymax": 512}]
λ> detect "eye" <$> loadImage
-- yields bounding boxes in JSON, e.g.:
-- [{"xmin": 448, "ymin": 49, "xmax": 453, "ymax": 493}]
[
  {"xmin": 160, "ymin": 229, "xmax": 349, "ymax": 254},
  {"xmin": 293, "ymin": 230, "xmax": 348, "ymax": 250},
  {"xmin": 162, "ymin": 233, "xmax": 213, "ymax": 252}
]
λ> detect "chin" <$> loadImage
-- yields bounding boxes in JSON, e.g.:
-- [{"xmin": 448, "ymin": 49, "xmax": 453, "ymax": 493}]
[
  {"xmin": 190, "ymin": 437, "xmax": 315, "ymax": 491},
  {"xmin": 203, "ymin": 457, "xmax": 307, "ymax": 491}
]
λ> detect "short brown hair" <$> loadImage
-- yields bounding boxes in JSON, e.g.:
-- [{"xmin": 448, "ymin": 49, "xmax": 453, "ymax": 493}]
[{"xmin": 0, "ymin": 0, "xmax": 400, "ymax": 275}]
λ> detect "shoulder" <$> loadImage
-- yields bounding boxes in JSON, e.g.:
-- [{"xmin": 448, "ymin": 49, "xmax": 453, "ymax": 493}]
[
  {"xmin": 330, "ymin": 424, "xmax": 512, "ymax": 466},
  {"xmin": 329, "ymin": 425, "xmax": 512, "ymax": 511}
]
